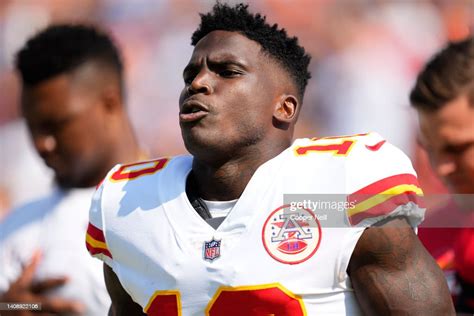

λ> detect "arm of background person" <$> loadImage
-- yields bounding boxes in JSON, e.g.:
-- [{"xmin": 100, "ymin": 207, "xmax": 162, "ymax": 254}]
[
  {"xmin": 348, "ymin": 216, "xmax": 455, "ymax": 315},
  {"xmin": 103, "ymin": 264, "xmax": 146, "ymax": 316}
]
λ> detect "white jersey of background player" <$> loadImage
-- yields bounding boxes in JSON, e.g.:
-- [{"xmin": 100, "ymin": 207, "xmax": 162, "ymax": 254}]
[{"xmin": 87, "ymin": 133, "xmax": 425, "ymax": 315}]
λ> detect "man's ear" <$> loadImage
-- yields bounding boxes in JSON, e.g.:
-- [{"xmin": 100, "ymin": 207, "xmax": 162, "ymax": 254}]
[
  {"xmin": 101, "ymin": 84, "xmax": 123, "ymax": 114},
  {"xmin": 273, "ymin": 94, "xmax": 299, "ymax": 124}
]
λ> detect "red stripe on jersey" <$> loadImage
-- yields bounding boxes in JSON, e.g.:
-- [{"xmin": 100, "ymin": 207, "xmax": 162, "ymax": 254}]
[
  {"xmin": 87, "ymin": 222, "xmax": 106, "ymax": 243},
  {"xmin": 348, "ymin": 173, "xmax": 420, "ymax": 204},
  {"xmin": 86, "ymin": 241, "xmax": 113, "ymax": 259},
  {"xmin": 349, "ymin": 191, "xmax": 422, "ymax": 225}
]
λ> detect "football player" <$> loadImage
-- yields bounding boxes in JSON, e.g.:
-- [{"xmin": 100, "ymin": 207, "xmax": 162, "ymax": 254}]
[
  {"xmin": 88, "ymin": 3, "xmax": 454, "ymax": 315},
  {"xmin": 0, "ymin": 25, "xmax": 141, "ymax": 315}
]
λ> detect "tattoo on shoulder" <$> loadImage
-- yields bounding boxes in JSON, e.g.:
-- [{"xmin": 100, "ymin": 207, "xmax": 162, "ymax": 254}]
[{"xmin": 356, "ymin": 226, "xmax": 446, "ymax": 311}]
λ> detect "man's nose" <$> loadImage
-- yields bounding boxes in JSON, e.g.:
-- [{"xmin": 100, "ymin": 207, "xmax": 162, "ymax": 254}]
[
  {"xmin": 435, "ymin": 155, "xmax": 457, "ymax": 177},
  {"xmin": 188, "ymin": 70, "xmax": 213, "ymax": 95}
]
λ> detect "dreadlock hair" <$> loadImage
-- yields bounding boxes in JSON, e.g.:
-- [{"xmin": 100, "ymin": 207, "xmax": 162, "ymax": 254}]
[
  {"xmin": 16, "ymin": 24, "xmax": 124, "ymax": 95},
  {"xmin": 410, "ymin": 36, "xmax": 474, "ymax": 111},
  {"xmin": 191, "ymin": 2, "xmax": 311, "ymax": 101}
]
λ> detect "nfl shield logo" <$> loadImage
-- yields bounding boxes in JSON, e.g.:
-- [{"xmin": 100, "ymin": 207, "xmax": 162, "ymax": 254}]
[{"xmin": 203, "ymin": 239, "xmax": 221, "ymax": 261}]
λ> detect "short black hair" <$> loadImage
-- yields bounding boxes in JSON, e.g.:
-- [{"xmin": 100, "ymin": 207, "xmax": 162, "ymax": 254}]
[
  {"xmin": 410, "ymin": 36, "xmax": 474, "ymax": 111},
  {"xmin": 16, "ymin": 24, "xmax": 124, "ymax": 89},
  {"xmin": 191, "ymin": 2, "xmax": 311, "ymax": 100}
]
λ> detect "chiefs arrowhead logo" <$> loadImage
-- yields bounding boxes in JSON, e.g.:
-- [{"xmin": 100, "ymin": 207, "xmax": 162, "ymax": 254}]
[{"xmin": 262, "ymin": 205, "xmax": 321, "ymax": 264}]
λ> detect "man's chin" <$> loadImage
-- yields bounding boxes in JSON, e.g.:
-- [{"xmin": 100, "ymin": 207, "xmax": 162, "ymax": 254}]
[
  {"xmin": 182, "ymin": 129, "xmax": 216, "ymax": 151},
  {"xmin": 55, "ymin": 175, "xmax": 77, "ymax": 189},
  {"xmin": 182, "ymin": 135, "xmax": 237, "ymax": 165}
]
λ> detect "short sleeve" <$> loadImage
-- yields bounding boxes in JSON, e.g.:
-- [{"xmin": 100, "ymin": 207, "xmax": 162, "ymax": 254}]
[
  {"xmin": 86, "ymin": 171, "xmax": 115, "ymax": 268},
  {"xmin": 345, "ymin": 133, "xmax": 425, "ymax": 227}
]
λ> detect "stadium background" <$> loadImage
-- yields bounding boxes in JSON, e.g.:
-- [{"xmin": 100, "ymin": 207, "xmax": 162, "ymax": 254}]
[{"xmin": 0, "ymin": 0, "xmax": 472, "ymax": 216}]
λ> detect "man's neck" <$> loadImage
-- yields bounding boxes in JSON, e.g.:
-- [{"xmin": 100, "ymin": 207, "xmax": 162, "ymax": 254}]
[
  {"xmin": 95, "ymin": 126, "xmax": 142, "ymax": 187},
  {"xmin": 191, "ymin": 140, "xmax": 291, "ymax": 201}
]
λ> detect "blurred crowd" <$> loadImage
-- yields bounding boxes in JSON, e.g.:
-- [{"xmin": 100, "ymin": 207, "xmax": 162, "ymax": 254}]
[
  {"xmin": 0, "ymin": 1, "xmax": 472, "ymax": 315},
  {"xmin": 0, "ymin": 0, "xmax": 472, "ymax": 214}
]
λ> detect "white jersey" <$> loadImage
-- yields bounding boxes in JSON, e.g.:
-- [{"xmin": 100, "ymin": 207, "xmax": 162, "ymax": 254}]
[
  {"xmin": 87, "ymin": 133, "xmax": 424, "ymax": 315},
  {"xmin": 0, "ymin": 187, "xmax": 110, "ymax": 316}
]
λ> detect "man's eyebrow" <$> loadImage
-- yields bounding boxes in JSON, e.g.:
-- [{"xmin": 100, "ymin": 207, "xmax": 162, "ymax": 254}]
[
  {"xmin": 444, "ymin": 138, "xmax": 474, "ymax": 148},
  {"xmin": 182, "ymin": 62, "xmax": 248, "ymax": 78},
  {"xmin": 207, "ymin": 55, "xmax": 248, "ymax": 69}
]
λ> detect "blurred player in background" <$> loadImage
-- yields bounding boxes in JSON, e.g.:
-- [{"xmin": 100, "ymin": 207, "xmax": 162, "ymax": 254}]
[
  {"xmin": 88, "ymin": 3, "xmax": 454, "ymax": 315},
  {"xmin": 0, "ymin": 25, "xmax": 141, "ymax": 315},
  {"xmin": 411, "ymin": 36, "xmax": 474, "ymax": 313}
]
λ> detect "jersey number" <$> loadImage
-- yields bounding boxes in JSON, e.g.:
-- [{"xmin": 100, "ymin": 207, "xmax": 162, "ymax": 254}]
[
  {"xmin": 295, "ymin": 140, "xmax": 355, "ymax": 156},
  {"xmin": 294, "ymin": 134, "xmax": 368, "ymax": 156},
  {"xmin": 110, "ymin": 158, "xmax": 169, "ymax": 182},
  {"xmin": 145, "ymin": 283, "xmax": 306, "ymax": 316}
]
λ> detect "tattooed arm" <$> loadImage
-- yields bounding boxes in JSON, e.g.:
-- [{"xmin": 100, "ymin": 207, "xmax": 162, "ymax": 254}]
[{"xmin": 348, "ymin": 216, "xmax": 455, "ymax": 315}]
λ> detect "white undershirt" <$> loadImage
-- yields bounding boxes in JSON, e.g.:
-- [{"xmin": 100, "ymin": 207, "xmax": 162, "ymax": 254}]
[{"xmin": 202, "ymin": 199, "xmax": 238, "ymax": 218}]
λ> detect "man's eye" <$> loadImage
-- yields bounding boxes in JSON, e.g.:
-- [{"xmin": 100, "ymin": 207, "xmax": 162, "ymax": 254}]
[
  {"xmin": 220, "ymin": 70, "xmax": 240, "ymax": 77},
  {"xmin": 183, "ymin": 75, "xmax": 194, "ymax": 84},
  {"xmin": 445, "ymin": 144, "xmax": 470, "ymax": 154},
  {"xmin": 183, "ymin": 70, "xmax": 197, "ymax": 84}
]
